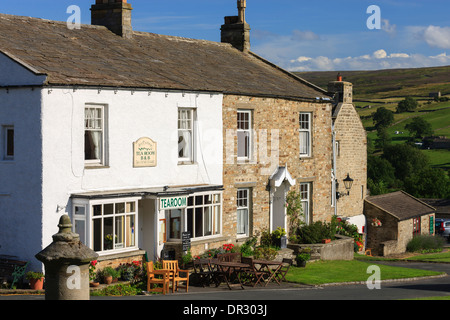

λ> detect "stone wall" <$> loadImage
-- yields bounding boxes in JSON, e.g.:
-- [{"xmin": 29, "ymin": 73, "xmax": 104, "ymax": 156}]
[
  {"xmin": 222, "ymin": 95, "xmax": 334, "ymax": 243},
  {"xmin": 334, "ymin": 103, "xmax": 367, "ymax": 219},
  {"xmin": 288, "ymin": 235, "xmax": 354, "ymax": 261}
]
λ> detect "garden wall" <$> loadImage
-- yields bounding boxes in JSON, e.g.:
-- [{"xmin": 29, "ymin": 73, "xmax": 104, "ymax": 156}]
[{"xmin": 287, "ymin": 235, "xmax": 354, "ymax": 261}]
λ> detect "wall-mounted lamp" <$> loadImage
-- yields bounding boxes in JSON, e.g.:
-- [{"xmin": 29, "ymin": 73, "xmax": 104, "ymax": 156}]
[{"xmin": 336, "ymin": 173, "xmax": 354, "ymax": 200}]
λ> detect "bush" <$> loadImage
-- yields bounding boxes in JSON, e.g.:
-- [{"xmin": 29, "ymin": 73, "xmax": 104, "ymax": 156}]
[
  {"xmin": 294, "ymin": 220, "xmax": 336, "ymax": 244},
  {"xmin": 406, "ymin": 235, "xmax": 445, "ymax": 253}
]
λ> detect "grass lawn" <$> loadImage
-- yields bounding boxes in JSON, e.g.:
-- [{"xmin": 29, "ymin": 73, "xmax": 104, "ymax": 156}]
[{"xmin": 285, "ymin": 260, "xmax": 443, "ymax": 286}]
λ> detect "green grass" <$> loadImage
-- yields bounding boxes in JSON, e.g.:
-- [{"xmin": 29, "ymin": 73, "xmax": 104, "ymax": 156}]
[{"xmin": 285, "ymin": 260, "xmax": 443, "ymax": 286}]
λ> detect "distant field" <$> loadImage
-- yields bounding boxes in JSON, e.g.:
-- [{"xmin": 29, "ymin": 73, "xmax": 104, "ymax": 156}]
[
  {"xmin": 297, "ymin": 66, "xmax": 450, "ymax": 173},
  {"xmin": 295, "ymin": 65, "xmax": 450, "ymax": 100}
]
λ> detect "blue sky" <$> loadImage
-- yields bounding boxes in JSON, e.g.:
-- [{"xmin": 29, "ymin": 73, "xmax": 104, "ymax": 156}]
[{"xmin": 3, "ymin": 0, "xmax": 450, "ymax": 71}]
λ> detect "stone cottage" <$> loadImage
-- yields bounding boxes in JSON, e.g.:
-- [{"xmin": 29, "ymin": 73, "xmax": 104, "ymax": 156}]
[
  {"xmin": 364, "ymin": 191, "xmax": 436, "ymax": 256},
  {"xmin": 0, "ymin": 0, "xmax": 367, "ymax": 269}
]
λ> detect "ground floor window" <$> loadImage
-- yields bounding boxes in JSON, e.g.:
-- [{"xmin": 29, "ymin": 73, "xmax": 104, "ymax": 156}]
[
  {"xmin": 300, "ymin": 183, "xmax": 311, "ymax": 224},
  {"xmin": 237, "ymin": 189, "xmax": 251, "ymax": 237},
  {"xmin": 91, "ymin": 200, "xmax": 137, "ymax": 252},
  {"xmin": 186, "ymin": 192, "xmax": 222, "ymax": 239}
]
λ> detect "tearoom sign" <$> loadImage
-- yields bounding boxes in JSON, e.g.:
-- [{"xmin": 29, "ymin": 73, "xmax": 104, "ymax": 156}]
[
  {"xmin": 159, "ymin": 196, "xmax": 188, "ymax": 210},
  {"xmin": 134, "ymin": 137, "xmax": 157, "ymax": 168}
]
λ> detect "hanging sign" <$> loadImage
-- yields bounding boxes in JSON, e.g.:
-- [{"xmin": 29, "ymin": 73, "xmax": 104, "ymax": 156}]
[
  {"xmin": 182, "ymin": 232, "xmax": 191, "ymax": 252},
  {"xmin": 159, "ymin": 196, "xmax": 188, "ymax": 210},
  {"xmin": 134, "ymin": 137, "xmax": 157, "ymax": 168}
]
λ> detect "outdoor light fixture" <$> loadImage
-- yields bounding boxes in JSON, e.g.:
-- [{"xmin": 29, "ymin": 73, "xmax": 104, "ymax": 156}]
[{"xmin": 336, "ymin": 173, "xmax": 354, "ymax": 200}]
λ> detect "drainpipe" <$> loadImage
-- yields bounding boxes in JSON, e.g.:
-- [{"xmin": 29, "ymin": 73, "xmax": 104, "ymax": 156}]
[{"xmin": 332, "ymin": 125, "xmax": 337, "ymax": 217}]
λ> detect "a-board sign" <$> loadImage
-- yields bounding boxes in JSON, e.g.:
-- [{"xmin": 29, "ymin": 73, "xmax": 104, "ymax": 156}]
[{"xmin": 182, "ymin": 232, "xmax": 191, "ymax": 252}]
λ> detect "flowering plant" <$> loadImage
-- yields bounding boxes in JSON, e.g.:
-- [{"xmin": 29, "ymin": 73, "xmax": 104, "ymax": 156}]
[
  {"xmin": 223, "ymin": 243, "xmax": 235, "ymax": 252},
  {"xmin": 89, "ymin": 260, "xmax": 98, "ymax": 282},
  {"xmin": 372, "ymin": 218, "xmax": 382, "ymax": 227}
]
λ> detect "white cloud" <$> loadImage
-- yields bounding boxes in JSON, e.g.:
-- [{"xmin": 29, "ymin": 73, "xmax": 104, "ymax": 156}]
[
  {"xmin": 291, "ymin": 30, "xmax": 320, "ymax": 41},
  {"xmin": 287, "ymin": 50, "xmax": 450, "ymax": 71},
  {"xmin": 381, "ymin": 19, "xmax": 397, "ymax": 34},
  {"xmin": 422, "ymin": 25, "xmax": 450, "ymax": 49}
]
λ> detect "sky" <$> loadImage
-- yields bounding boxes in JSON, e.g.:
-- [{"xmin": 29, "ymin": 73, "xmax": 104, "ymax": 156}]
[{"xmin": 2, "ymin": 0, "xmax": 450, "ymax": 71}]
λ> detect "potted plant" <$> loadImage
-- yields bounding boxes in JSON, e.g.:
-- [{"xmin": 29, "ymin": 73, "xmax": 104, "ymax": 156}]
[
  {"xmin": 26, "ymin": 271, "xmax": 45, "ymax": 290},
  {"xmin": 102, "ymin": 267, "xmax": 119, "ymax": 285},
  {"xmin": 272, "ymin": 227, "xmax": 287, "ymax": 249},
  {"xmin": 296, "ymin": 248, "xmax": 311, "ymax": 267},
  {"xmin": 89, "ymin": 260, "xmax": 99, "ymax": 287}
]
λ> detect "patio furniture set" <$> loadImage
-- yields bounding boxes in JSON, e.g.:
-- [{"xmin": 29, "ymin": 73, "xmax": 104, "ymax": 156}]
[{"xmin": 147, "ymin": 253, "xmax": 293, "ymax": 295}]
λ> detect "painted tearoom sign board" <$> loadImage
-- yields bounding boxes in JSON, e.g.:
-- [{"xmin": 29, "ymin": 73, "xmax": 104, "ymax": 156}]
[
  {"xmin": 134, "ymin": 137, "xmax": 157, "ymax": 167},
  {"xmin": 159, "ymin": 196, "xmax": 188, "ymax": 210}
]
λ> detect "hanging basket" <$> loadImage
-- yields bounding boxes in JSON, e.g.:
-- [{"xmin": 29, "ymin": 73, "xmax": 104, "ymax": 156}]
[{"xmin": 372, "ymin": 218, "xmax": 382, "ymax": 228}]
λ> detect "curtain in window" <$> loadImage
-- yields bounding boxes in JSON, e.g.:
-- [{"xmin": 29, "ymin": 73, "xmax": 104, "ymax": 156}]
[
  {"xmin": 178, "ymin": 110, "xmax": 192, "ymax": 160},
  {"xmin": 299, "ymin": 131, "xmax": 309, "ymax": 155},
  {"xmin": 85, "ymin": 108, "xmax": 102, "ymax": 161},
  {"xmin": 237, "ymin": 208, "xmax": 248, "ymax": 235}
]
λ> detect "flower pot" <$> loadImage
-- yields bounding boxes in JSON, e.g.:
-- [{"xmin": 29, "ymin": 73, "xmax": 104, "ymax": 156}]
[
  {"xmin": 90, "ymin": 282, "xmax": 100, "ymax": 288},
  {"xmin": 29, "ymin": 278, "xmax": 44, "ymax": 290},
  {"xmin": 322, "ymin": 239, "xmax": 331, "ymax": 244},
  {"xmin": 296, "ymin": 260, "xmax": 307, "ymax": 268},
  {"xmin": 103, "ymin": 276, "xmax": 113, "ymax": 285}
]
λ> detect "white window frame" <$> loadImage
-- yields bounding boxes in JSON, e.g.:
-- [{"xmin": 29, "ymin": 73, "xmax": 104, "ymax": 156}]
[
  {"xmin": 178, "ymin": 108, "xmax": 195, "ymax": 163},
  {"xmin": 300, "ymin": 183, "xmax": 311, "ymax": 225},
  {"xmin": 237, "ymin": 110, "xmax": 253, "ymax": 161},
  {"xmin": 237, "ymin": 188, "xmax": 251, "ymax": 237},
  {"xmin": 299, "ymin": 113, "xmax": 312, "ymax": 157},
  {"xmin": 2, "ymin": 125, "xmax": 14, "ymax": 161},
  {"xmin": 84, "ymin": 105, "xmax": 106, "ymax": 166},
  {"xmin": 185, "ymin": 192, "xmax": 222, "ymax": 240},
  {"xmin": 74, "ymin": 198, "xmax": 139, "ymax": 255}
]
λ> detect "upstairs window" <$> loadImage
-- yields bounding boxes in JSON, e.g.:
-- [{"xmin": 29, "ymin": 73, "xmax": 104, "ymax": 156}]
[
  {"xmin": 85, "ymin": 106, "xmax": 106, "ymax": 166},
  {"xmin": 299, "ymin": 113, "xmax": 312, "ymax": 157},
  {"xmin": 178, "ymin": 108, "xmax": 194, "ymax": 162},
  {"xmin": 237, "ymin": 110, "xmax": 252, "ymax": 161},
  {"xmin": 3, "ymin": 126, "xmax": 14, "ymax": 160}
]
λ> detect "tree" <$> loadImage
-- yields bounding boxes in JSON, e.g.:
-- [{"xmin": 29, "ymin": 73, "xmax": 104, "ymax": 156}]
[
  {"xmin": 382, "ymin": 143, "xmax": 429, "ymax": 182},
  {"xmin": 367, "ymin": 155, "xmax": 396, "ymax": 187},
  {"xmin": 396, "ymin": 96, "xmax": 418, "ymax": 113},
  {"xmin": 375, "ymin": 127, "xmax": 391, "ymax": 149},
  {"xmin": 405, "ymin": 117, "xmax": 434, "ymax": 139},
  {"xmin": 372, "ymin": 107, "xmax": 394, "ymax": 129},
  {"xmin": 404, "ymin": 167, "xmax": 450, "ymax": 199}
]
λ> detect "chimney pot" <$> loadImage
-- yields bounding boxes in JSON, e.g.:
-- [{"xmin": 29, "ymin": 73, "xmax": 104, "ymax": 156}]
[{"xmin": 221, "ymin": 0, "xmax": 251, "ymax": 52}]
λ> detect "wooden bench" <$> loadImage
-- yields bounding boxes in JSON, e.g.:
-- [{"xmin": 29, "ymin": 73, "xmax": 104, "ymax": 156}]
[{"xmin": 0, "ymin": 256, "xmax": 29, "ymax": 289}]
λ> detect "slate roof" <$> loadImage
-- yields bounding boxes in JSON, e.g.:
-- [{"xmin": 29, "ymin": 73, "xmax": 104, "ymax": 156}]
[
  {"xmin": 365, "ymin": 191, "xmax": 436, "ymax": 221},
  {"xmin": 0, "ymin": 13, "xmax": 328, "ymax": 100}
]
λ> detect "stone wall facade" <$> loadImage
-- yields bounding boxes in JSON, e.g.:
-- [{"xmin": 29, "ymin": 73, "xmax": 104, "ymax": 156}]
[
  {"xmin": 334, "ymin": 103, "xmax": 367, "ymax": 219},
  {"xmin": 222, "ymin": 94, "xmax": 334, "ymax": 243},
  {"xmin": 364, "ymin": 201, "xmax": 435, "ymax": 256}
]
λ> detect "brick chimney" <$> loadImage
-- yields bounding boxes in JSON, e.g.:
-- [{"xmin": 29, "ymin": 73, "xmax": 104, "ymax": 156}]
[
  {"xmin": 221, "ymin": 0, "xmax": 251, "ymax": 52},
  {"xmin": 91, "ymin": 0, "xmax": 133, "ymax": 39},
  {"xmin": 328, "ymin": 74, "xmax": 353, "ymax": 104}
]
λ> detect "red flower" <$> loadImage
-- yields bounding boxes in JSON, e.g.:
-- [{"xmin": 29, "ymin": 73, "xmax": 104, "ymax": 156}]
[{"xmin": 90, "ymin": 260, "xmax": 98, "ymax": 267}]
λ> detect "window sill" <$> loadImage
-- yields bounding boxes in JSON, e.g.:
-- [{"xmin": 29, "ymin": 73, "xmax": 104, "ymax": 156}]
[
  {"xmin": 178, "ymin": 161, "xmax": 196, "ymax": 166},
  {"xmin": 85, "ymin": 165, "xmax": 110, "ymax": 170}
]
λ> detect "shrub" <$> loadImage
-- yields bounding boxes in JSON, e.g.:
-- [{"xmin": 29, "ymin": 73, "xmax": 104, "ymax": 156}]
[
  {"xmin": 406, "ymin": 235, "xmax": 445, "ymax": 253},
  {"xmin": 253, "ymin": 247, "xmax": 278, "ymax": 261},
  {"xmin": 239, "ymin": 236, "xmax": 258, "ymax": 257},
  {"xmin": 294, "ymin": 220, "xmax": 336, "ymax": 244}
]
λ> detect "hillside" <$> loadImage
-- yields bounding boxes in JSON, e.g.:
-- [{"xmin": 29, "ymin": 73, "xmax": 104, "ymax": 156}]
[{"xmin": 295, "ymin": 65, "xmax": 450, "ymax": 100}]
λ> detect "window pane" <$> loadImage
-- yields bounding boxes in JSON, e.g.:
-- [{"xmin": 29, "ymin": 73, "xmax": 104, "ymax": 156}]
[
  {"xmin": 104, "ymin": 204, "xmax": 113, "ymax": 215},
  {"xmin": 214, "ymin": 205, "xmax": 220, "ymax": 234},
  {"xmin": 75, "ymin": 206, "xmax": 85, "ymax": 216},
  {"xmin": 75, "ymin": 220, "xmax": 86, "ymax": 245},
  {"xmin": 104, "ymin": 218, "xmax": 113, "ymax": 250},
  {"xmin": 6, "ymin": 128, "xmax": 14, "ymax": 157},
  {"xmin": 93, "ymin": 205, "xmax": 102, "ymax": 216},
  {"xmin": 195, "ymin": 195, "xmax": 203, "ymax": 205},
  {"xmin": 126, "ymin": 215, "xmax": 135, "ymax": 247},
  {"xmin": 115, "ymin": 203, "xmax": 125, "ymax": 214},
  {"xmin": 93, "ymin": 219, "xmax": 102, "ymax": 251},
  {"xmin": 169, "ymin": 209, "xmax": 182, "ymax": 239},
  {"xmin": 126, "ymin": 202, "xmax": 135, "ymax": 213},
  {"xmin": 115, "ymin": 216, "xmax": 124, "ymax": 249},
  {"xmin": 204, "ymin": 207, "xmax": 212, "ymax": 236},
  {"xmin": 187, "ymin": 208, "xmax": 194, "ymax": 236},
  {"xmin": 237, "ymin": 209, "xmax": 248, "ymax": 235},
  {"xmin": 195, "ymin": 207, "xmax": 203, "ymax": 238},
  {"xmin": 85, "ymin": 131, "xmax": 102, "ymax": 161},
  {"xmin": 178, "ymin": 130, "xmax": 192, "ymax": 159},
  {"xmin": 237, "ymin": 131, "xmax": 250, "ymax": 158}
]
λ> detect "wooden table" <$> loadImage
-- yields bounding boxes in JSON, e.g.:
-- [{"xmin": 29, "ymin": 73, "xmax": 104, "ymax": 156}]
[
  {"xmin": 214, "ymin": 261, "xmax": 249, "ymax": 290},
  {"xmin": 251, "ymin": 260, "xmax": 283, "ymax": 286}
]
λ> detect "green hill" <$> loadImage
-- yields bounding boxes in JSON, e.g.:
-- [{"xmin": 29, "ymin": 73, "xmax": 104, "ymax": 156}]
[{"xmin": 295, "ymin": 65, "xmax": 450, "ymax": 100}]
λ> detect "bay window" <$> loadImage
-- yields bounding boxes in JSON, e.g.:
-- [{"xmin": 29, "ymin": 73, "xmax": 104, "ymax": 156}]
[{"xmin": 186, "ymin": 192, "xmax": 222, "ymax": 239}]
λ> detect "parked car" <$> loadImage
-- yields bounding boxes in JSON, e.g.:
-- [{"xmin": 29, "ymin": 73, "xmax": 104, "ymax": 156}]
[{"xmin": 435, "ymin": 218, "xmax": 450, "ymax": 240}]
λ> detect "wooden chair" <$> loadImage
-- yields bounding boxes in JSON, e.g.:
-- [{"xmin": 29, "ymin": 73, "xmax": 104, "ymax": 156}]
[
  {"xmin": 217, "ymin": 252, "xmax": 242, "ymax": 263},
  {"xmin": 241, "ymin": 257, "xmax": 267, "ymax": 287},
  {"xmin": 274, "ymin": 258, "xmax": 292, "ymax": 283},
  {"xmin": 193, "ymin": 259, "xmax": 214, "ymax": 287},
  {"xmin": 146, "ymin": 261, "xmax": 170, "ymax": 295},
  {"xmin": 162, "ymin": 260, "xmax": 190, "ymax": 293}
]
